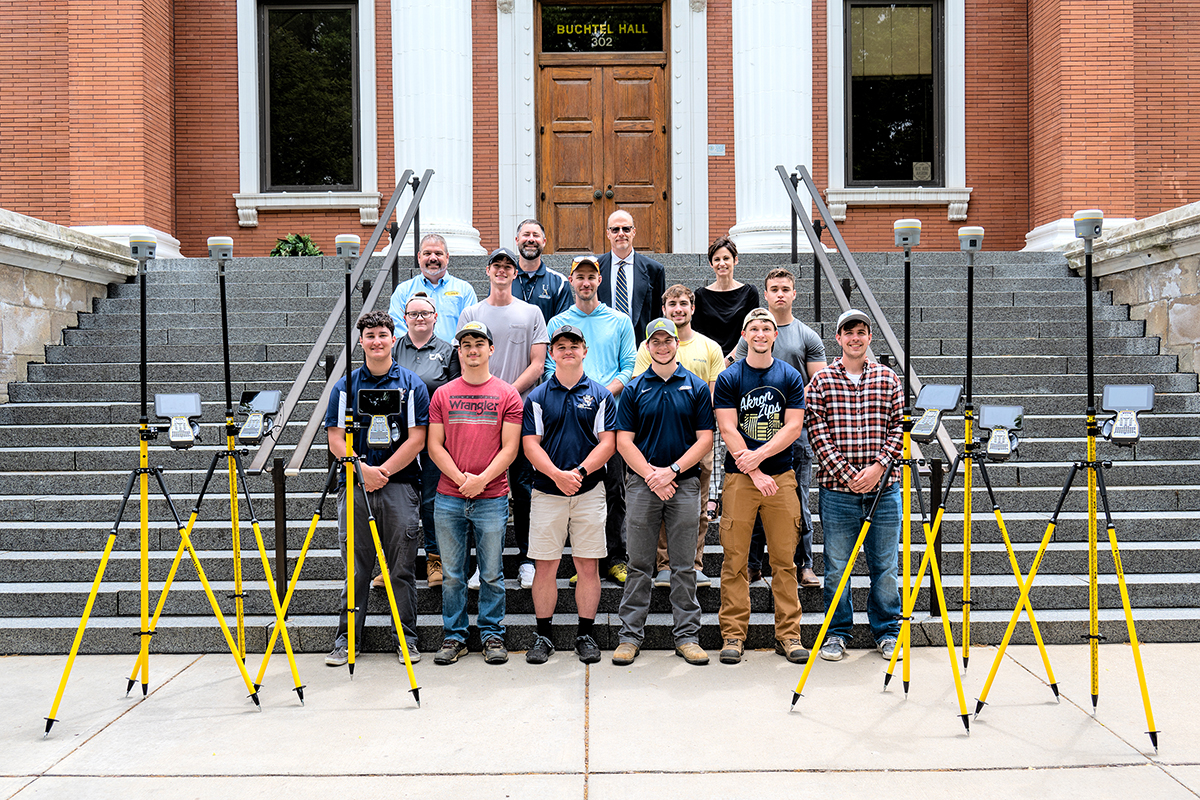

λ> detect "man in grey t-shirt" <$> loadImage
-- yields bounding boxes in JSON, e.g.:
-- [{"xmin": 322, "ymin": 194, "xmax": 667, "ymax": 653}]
[
  {"xmin": 457, "ymin": 247, "xmax": 550, "ymax": 583},
  {"xmin": 734, "ymin": 268, "xmax": 826, "ymax": 587}
]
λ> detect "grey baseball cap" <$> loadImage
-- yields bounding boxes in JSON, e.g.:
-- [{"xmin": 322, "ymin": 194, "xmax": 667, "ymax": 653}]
[{"xmin": 836, "ymin": 308, "xmax": 873, "ymax": 333}]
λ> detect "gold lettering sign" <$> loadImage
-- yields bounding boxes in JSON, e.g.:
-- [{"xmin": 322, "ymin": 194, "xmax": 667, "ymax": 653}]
[{"xmin": 541, "ymin": 5, "xmax": 663, "ymax": 53}]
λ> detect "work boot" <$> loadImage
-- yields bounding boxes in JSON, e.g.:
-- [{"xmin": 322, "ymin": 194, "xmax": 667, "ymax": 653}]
[
  {"xmin": 675, "ymin": 641, "xmax": 710, "ymax": 665},
  {"xmin": 426, "ymin": 552, "xmax": 443, "ymax": 587}
]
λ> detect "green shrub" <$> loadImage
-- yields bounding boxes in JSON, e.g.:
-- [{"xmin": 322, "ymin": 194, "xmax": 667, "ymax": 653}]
[{"xmin": 270, "ymin": 233, "xmax": 323, "ymax": 257}]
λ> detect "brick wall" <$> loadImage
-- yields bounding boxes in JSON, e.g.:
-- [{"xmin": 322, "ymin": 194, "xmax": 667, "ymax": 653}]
[
  {"xmin": 706, "ymin": 0, "xmax": 735, "ymax": 243},
  {"xmin": 472, "ymin": 0, "xmax": 500, "ymax": 250}
]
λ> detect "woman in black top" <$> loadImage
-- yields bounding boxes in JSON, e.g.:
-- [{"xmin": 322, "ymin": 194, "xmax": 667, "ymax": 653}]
[{"xmin": 692, "ymin": 236, "xmax": 760, "ymax": 359}]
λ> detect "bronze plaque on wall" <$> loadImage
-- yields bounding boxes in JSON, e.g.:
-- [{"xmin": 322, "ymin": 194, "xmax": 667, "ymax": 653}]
[{"xmin": 541, "ymin": 5, "xmax": 663, "ymax": 53}]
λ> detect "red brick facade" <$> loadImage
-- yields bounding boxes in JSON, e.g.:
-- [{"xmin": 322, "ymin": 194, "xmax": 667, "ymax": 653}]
[{"xmin": 706, "ymin": 0, "xmax": 736, "ymax": 243}]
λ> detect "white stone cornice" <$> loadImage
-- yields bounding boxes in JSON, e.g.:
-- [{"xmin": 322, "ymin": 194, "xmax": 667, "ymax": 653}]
[
  {"xmin": 1, "ymin": 209, "xmax": 136, "ymax": 283},
  {"xmin": 1026, "ymin": 216, "xmax": 1137, "ymax": 253},
  {"xmin": 823, "ymin": 187, "xmax": 973, "ymax": 222},
  {"xmin": 233, "ymin": 192, "xmax": 383, "ymax": 228},
  {"xmin": 1063, "ymin": 204, "xmax": 1200, "ymax": 276}
]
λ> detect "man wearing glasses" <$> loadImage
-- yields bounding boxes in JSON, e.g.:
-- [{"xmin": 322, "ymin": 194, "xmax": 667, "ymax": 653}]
[
  {"xmin": 458, "ymin": 247, "xmax": 550, "ymax": 588},
  {"xmin": 386, "ymin": 233, "xmax": 477, "ymax": 341},
  {"xmin": 596, "ymin": 210, "xmax": 666, "ymax": 344}
]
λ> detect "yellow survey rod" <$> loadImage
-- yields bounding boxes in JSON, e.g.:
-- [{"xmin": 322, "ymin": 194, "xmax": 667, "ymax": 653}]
[
  {"xmin": 138, "ymin": 434, "xmax": 151, "ymax": 696},
  {"xmin": 226, "ymin": 426, "xmax": 246, "ymax": 660}
]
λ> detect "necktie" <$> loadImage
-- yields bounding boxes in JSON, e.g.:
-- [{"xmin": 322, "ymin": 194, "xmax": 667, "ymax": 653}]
[{"xmin": 615, "ymin": 260, "xmax": 630, "ymax": 316}]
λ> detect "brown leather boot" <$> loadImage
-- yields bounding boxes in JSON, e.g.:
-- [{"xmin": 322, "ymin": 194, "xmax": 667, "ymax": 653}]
[{"xmin": 426, "ymin": 552, "xmax": 443, "ymax": 587}]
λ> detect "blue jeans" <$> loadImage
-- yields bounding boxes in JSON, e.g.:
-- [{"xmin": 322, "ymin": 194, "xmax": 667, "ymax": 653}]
[
  {"xmin": 420, "ymin": 451, "xmax": 441, "ymax": 555},
  {"xmin": 434, "ymin": 493, "xmax": 508, "ymax": 642},
  {"xmin": 819, "ymin": 483, "xmax": 902, "ymax": 643}
]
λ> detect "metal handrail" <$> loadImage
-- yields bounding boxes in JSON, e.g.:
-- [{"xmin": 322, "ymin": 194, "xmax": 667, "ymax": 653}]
[
  {"xmin": 247, "ymin": 168, "xmax": 434, "ymax": 475},
  {"xmin": 776, "ymin": 165, "xmax": 958, "ymax": 462}
]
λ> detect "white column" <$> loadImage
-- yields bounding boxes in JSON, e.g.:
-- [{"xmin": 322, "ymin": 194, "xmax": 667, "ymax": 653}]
[
  {"xmin": 671, "ymin": 0, "xmax": 709, "ymax": 253},
  {"xmin": 392, "ymin": 0, "xmax": 484, "ymax": 254},
  {"xmin": 497, "ymin": 0, "xmax": 537, "ymax": 245},
  {"xmin": 729, "ymin": 0, "xmax": 813, "ymax": 252}
]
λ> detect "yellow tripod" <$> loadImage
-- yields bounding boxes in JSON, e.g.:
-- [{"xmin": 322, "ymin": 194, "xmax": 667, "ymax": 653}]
[{"xmin": 44, "ymin": 236, "xmax": 261, "ymax": 736}]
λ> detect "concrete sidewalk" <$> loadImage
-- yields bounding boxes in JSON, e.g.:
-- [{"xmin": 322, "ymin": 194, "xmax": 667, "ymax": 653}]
[{"xmin": 3, "ymin": 643, "xmax": 1197, "ymax": 799}]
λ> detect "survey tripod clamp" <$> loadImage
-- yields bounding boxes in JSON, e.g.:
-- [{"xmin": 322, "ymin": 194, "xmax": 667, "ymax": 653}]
[
  {"xmin": 44, "ymin": 235, "xmax": 264, "ymax": 737},
  {"xmin": 973, "ymin": 209, "xmax": 1159, "ymax": 752},
  {"xmin": 790, "ymin": 219, "xmax": 970, "ymax": 734}
]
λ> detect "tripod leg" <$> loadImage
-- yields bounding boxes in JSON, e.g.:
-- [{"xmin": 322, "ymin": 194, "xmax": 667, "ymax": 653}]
[
  {"xmin": 45, "ymin": 469, "xmax": 138, "ymax": 735},
  {"xmin": 226, "ymin": 446, "xmax": 246, "ymax": 661},
  {"xmin": 1095, "ymin": 468, "xmax": 1158, "ymax": 750},
  {"xmin": 232, "ymin": 453, "xmax": 305, "ymax": 703},
  {"xmin": 255, "ymin": 459, "xmax": 340, "ymax": 688},
  {"xmin": 976, "ymin": 464, "xmax": 1079, "ymax": 717},
  {"xmin": 976, "ymin": 460, "xmax": 1058, "ymax": 698},
  {"xmin": 963, "ymin": 452, "xmax": 972, "ymax": 670}
]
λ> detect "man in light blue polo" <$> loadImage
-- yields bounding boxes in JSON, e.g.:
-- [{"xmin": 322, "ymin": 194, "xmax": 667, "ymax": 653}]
[
  {"xmin": 613, "ymin": 317, "xmax": 714, "ymax": 666},
  {"xmin": 387, "ymin": 233, "xmax": 477, "ymax": 341},
  {"xmin": 546, "ymin": 255, "xmax": 637, "ymax": 582}
]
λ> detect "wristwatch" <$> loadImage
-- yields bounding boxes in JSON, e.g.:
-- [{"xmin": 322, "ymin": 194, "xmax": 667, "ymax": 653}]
[
  {"xmin": 577, "ymin": 465, "xmax": 588, "ymax": 479},
  {"xmin": 669, "ymin": 462, "xmax": 681, "ymax": 475}
]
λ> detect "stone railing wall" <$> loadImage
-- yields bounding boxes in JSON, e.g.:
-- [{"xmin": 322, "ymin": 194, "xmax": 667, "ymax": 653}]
[
  {"xmin": 1066, "ymin": 202, "xmax": 1200, "ymax": 376},
  {"xmin": 0, "ymin": 208, "xmax": 136, "ymax": 402}
]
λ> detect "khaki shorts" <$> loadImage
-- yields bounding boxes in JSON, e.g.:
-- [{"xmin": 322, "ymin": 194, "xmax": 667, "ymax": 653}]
[{"xmin": 528, "ymin": 483, "xmax": 608, "ymax": 560}]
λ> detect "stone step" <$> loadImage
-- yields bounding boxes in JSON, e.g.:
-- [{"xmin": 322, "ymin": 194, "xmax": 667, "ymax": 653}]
[
  {"xmin": 44, "ymin": 343, "xmax": 344, "ymax": 366},
  {"xmin": 26, "ymin": 361, "xmax": 315, "ymax": 384},
  {"xmin": 0, "ymin": 444, "xmax": 328, "ymax": 473},
  {"xmin": 62, "ymin": 326, "xmax": 334, "ymax": 347},
  {"xmin": 6, "ymin": 379, "xmax": 329, "ymax": 403}
]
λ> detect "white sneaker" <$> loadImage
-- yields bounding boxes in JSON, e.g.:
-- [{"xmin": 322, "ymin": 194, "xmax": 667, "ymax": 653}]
[
  {"xmin": 519, "ymin": 562, "xmax": 535, "ymax": 589},
  {"xmin": 468, "ymin": 568, "xmax": 481, "ymax": 590}
]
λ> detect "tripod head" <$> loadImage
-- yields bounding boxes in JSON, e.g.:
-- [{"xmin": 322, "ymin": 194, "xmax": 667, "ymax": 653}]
[
  {"xmin": 978, "ymin": 404, "xmax": 1023, "ymax": 461},
  {"xmin": 236, "ymin": 389, "xmax": 282, "ymax": 445},
  {"xmin": 357, "ymin": 389, "xmax": 402, "ymax": 449},
  {"xmin": 1100, "ymin": 384, "xmax": 1153, "ymax": 447},
  {"xmin": 912, "ymin": 384, "xmax": 962, "ymax": 444},
  {"xmin": 154, "ymin": 393, "xmax": 203, "ymax": 449}
]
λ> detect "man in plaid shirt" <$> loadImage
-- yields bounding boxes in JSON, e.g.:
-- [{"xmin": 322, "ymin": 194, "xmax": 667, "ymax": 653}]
[{"xmin": 806, "ymin": 309, "xmax": 904, "ymax": 663}]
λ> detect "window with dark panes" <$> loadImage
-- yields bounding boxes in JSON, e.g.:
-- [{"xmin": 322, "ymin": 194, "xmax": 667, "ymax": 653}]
[
  {"xmin": 846, "ymin": 2, "xmax": 942, "ymax": 186},
  {"xmin": 260, "ymin": 4, "xmax": 358, "ymax": 191}
]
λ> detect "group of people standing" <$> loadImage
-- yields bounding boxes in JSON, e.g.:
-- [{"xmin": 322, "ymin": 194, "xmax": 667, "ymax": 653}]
[{"xmin": 324, "ymin": 211, "xmax": 907, "ymax": 670}]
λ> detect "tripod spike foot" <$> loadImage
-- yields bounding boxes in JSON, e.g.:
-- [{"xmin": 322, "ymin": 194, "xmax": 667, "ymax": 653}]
[
  {"xmin": 253, "ymin": 683, "xmax": 261, "ymax": 692},
  {"xmin": 294, "ymin": 685, "xmax": 305, "ymax": 705},
  {"xmin": 963, "ymin": 656, "xmax": 969, "ymax": 671},
  {"xmin": 883, "ymin": 671, "xmax": 894, "ymax": 690},
  {"xmin": 411, "ymin": 687, "xmax": 421, "ymax": 707},
  {"xmin": 1050, "ymin": 683, "xmax": 1060, "ymax": 700},
  {"xmin": 1148, "ymin": 731, "xmax": 1158, "ymax": 752},
  {"xmin": 903, "ymin": 680, "xmax": 910, "ymax": 696},
  {"xmin": 249, "ymin": 691, "xmax": 261, "ymax": 709},
  {"xmin": 790, "ymin": 692, "xmax": 801, "ymax": 709},
  {"xmin": 1091, "ymin": 694, "xmax": 1099, "ymax": 714},
  {"xmin": 961, "ymin": 714, "xmax": 970, "ymax": 733},
  {"xmin": 125, "ymin": 678, "xmax": 135, "ymax": 697},
  {"xmin": 140, "ymin": 682, "xmax": 148, "ymax": 697},
  {"xmin": 44, "ymin": 718, "xmax": 56, "ymax": 737},
  {"xmin": 974, "ymin": 699, "xmax": 986, "ymax": 719},
  {"xmin": 348, "ymin": 663, "xmax": 355, "ymax": 679}
]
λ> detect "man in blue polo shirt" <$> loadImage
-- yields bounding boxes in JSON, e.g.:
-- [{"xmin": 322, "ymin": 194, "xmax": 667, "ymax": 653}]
[
  {"xmin": 613, "ymin": 318, "xmax": 715, "ymax": 666},
  {"xmin": 323, "ymin": 310, "xmax": 430, "ymax": 667},
  {"xmin": 521, "ymin": 324, "xmax": 617, "ymax": 664},
  {"xmin": 387, "ymin": 233, "xmax": 478, "ymax": 341}
]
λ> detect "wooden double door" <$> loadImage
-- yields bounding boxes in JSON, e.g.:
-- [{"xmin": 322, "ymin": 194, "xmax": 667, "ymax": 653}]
[{"xmin": 537, "ymin": 63, "xmax": 670, "ymax": 254}]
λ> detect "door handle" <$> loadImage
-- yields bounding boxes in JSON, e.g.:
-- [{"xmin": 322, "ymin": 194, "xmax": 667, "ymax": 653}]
[
  {"xmin": 594, "ymin": 190, "xmax": 602, "ymax": 200},
  {"xmin": 605, "ymin": 189, "xmax": 614, "ymax": 199}
]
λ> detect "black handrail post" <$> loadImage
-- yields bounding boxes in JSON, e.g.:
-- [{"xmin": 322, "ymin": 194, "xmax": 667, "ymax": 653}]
[
  {"xmin": 411, "ymin": 174, "xmax": 422, "ymax": 280},
  {"xmin": 813, "ymin": 218, "xmax": 824, "ymax": 323},
  {"xmin": 324, "ymin": 353, "xmax": 336, "ymax": 469},
  {"xmin": 928, "ymin": 457, "xmax": 944, "ymax": 617},
  {"xmin": 272, "ymin": 457, "xmax": 288, "ymax": 608},
  {"xmin": 790, "ymin": 171, "xmax": 799, "ymax": 268}
]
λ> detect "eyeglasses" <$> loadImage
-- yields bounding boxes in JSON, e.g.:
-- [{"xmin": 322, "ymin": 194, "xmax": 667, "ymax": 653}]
[
  {"xmin": 608, "ymin": 225, "xmax": 633, "ymax": 234},
  {"xmin": 405, "ymin": 310, "xmax": 435, "ymax": 319}
]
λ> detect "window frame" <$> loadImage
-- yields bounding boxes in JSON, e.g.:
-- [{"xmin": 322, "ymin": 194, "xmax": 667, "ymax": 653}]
[
  {"xmin": 258, "ymin": 1, "xmax": 361, "ymax": 193},
  {"xmin": 843, "ymin": 0, "xmax": 945, "ymax": 189}
]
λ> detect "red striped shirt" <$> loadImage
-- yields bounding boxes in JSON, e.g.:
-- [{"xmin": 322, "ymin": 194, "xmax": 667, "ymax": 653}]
[{"xmin": 805, "ymin": 359, "xmax": 903, "ymax": 491}]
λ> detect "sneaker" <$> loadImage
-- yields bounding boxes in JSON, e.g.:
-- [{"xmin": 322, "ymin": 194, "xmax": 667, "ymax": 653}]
[
  {"xmin": 574, "ymin": 634, "xmax": 602, "ymax": 664},
  {"xmin": 695, "ymin": 569, "xmax": 712, "ymax": 588},
  {"xmin": 325, "ymin": 644, "xmax": 349, "ymax": 667},
  {"xmin": 399, "ymin": 638, "xmax": 421, "ymax": 664},
  {"xmin": 467, "ymin": 568, "xmax": 480, "ymax": 590},
  {"xmin": 748, "ymin": 567, "xmax": 763, "ymax": 585},
  {"xmin": 612, "ymin": 641, "xmax": 640, "ymax": 665},
  {"xmin": 433, "ymin": 638, "xmax": 468, "ymax": 665},
  {"xmin": 819, "ymin": 635, "xmax": 847, "ymax": 662},
  {"xmin": 775, "ymin": 637, "xmax": 810, "ymax": 664},
  {"xmin": 526, "ymin": 634, "xmax": 555, "ymax": 664},
  {"xmin": 426, "ymin": 553, "xmax": 443, "ymax": 587},
  {"xmin": 876, "ymin": 636, "xmax": 898, "ymax": 661},
  {"xmin": 719, "ymin": 638, "xmax": 744, "ymax": 664},
  {"xmin": 675, "ymin": 641, "xmax": 710, "ymax": 665},
  {"xmin": 606, "ymin": 563, "xmax": 628, "ymax": 584},
  {"xmin": 653, "ymin": 569, "xmax": 670, "ymax": 587},
  {"xmin": 519, "ymin": 562, "xmax": 536, "ymax": 589},
  {"xmin": 482, "ymin": 636, "xmax": 509, "ymax": 665},
  {"xmin": 799, "ymin": 567, "xmax": 820, "ymax": 589}
]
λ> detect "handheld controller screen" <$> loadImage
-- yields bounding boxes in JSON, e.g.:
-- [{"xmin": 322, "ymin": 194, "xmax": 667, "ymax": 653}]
[
  {"xmin": 357, "ymin": 389, "xmax": 400, "ymax": 449},
  {"xmin": 1101, "ymin": 384, "xmax": 1153, "ymax": 447},
  {"xmin": 154, "ymin": 393, "xmax": 203, "ymax": 449},
  {"xmin": 237, "ymin": 390, "xmax": 282, "ymax": 444},
  {"xmin": 912, "ymin": 383, "xmax": 963, "ymax": 443},
  {"xmin": 979, "ymin": 404, "xmax": 1023, "ymax": 461}
]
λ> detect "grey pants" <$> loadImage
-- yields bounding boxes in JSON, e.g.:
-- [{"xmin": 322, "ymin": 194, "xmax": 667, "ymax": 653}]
[
  {"xmin": 618, "ymin": 475, "xmax": 702, "ymax": 646},
  {"xmin": 333, "ymin": 480, "xmax": 421, "ymax": 648}
]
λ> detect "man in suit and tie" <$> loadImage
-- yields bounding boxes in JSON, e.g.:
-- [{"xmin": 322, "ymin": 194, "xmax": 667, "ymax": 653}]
[{"xmin": 596, "ymin": 210, "xmax": 667, "ymax": 344}]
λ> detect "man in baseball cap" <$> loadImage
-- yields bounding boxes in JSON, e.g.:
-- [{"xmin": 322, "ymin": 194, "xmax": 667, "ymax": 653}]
[{"xmin": 836, "ymin": 308, "xmax": 872, "ymax": 333}]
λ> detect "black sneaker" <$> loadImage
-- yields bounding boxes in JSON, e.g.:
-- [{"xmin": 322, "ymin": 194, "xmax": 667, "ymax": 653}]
[
  {"xmin": 325, "ymin": 644, "xmax": 349, "ymax": 667},
  {"xmin": 526, "ymin": 634, "xmax": 555, "ymax": 664},
  {"xmin": 482, "ymin": 636, "xmax": 509, "ymax": 665},
  {"xmin": 433, "ymin": 638, "xmax": 468, "ymax": 665},
  {"xmin": 399, "ymin": 638, "xmax": 421, "ymax": 664},
  {"xmin": 574, "ymin": 634, "xmax": 601, "ymax": 664}
]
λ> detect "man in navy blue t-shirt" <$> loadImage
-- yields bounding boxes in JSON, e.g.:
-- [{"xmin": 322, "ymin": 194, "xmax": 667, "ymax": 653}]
[
  {"xmin": 322, "ymin": 310, "xmax": 429, "ymax": 668},
  {"xmin": 712, "ymin": 308, "xmax": 808, "ymax": 666},
  {"xmin": 613, "ymin": 318, "xmax": 715, "ymax": 667},
  {"xmin": 521, "ymin": 325, "xmax": 616, "ymax": 665}
]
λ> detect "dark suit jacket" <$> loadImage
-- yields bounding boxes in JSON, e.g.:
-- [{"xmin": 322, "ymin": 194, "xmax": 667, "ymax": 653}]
[{"xmin": 596, "ymin": 251, "xmax": 667, "ymax": 344}]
